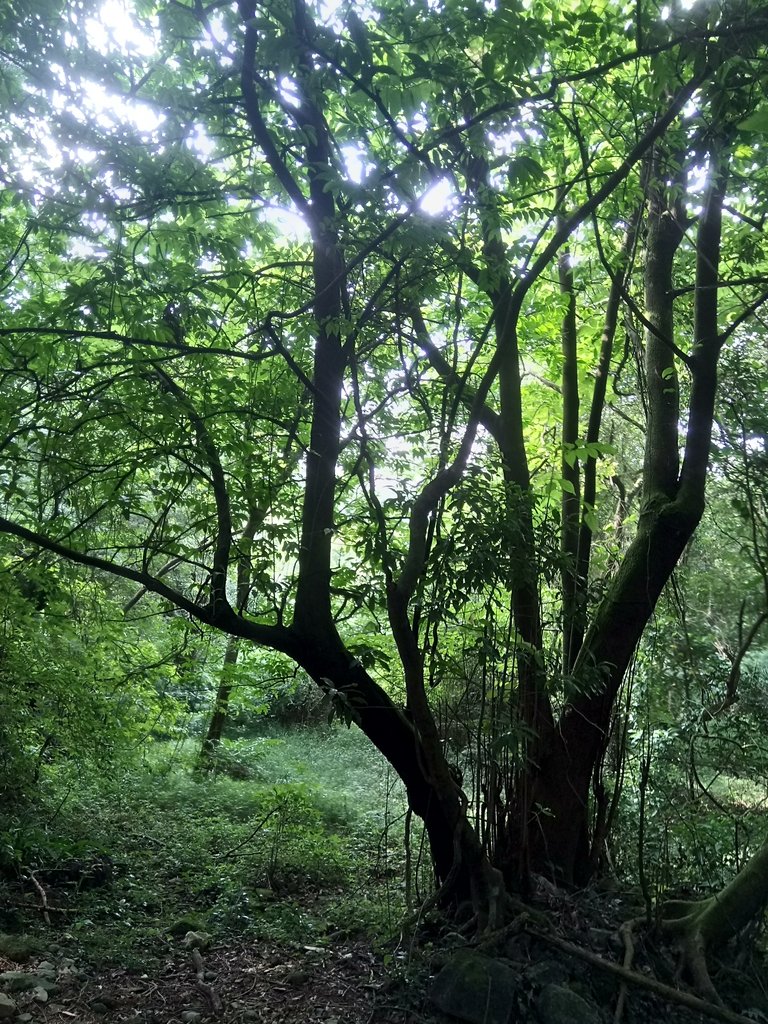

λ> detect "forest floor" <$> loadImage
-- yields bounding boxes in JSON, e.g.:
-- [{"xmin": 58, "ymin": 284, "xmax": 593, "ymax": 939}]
[
  {"xmin": 4, "ymin": 730, "xmax": 768, "ymax": 1023},
  {"xmin": 0, "ymin": 935, "xmax": 445, "ymax": 1024},
  {"xmin": 3, "ymin": 876, "xmax": 768, "ymax": 1024}
]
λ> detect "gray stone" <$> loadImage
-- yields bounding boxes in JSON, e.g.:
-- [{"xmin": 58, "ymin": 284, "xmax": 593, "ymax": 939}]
[
  {"xmin": 0, "ymin": 993, "xmax": 14, "ymax": 1019},
  {"xmin": 536, "ymin": 984, "xmax": 599, "ymax": 1024},
  {"xmin": 431, "ymin": 951, "xmax": 518, "ymax": 1024},
  {"xmin": 525, "ymin": 960, "xmax": 569, "ymax": 989},
  {"xmin": 587, "ymin": 928, "xmax": 620, "ymax": 952},
  {"xmin": 180, "ymin": 1013, "xmax": 202, "ymax": 1024},
  {"xmin": 0, "ymin": 972, "xmax": 56, "ymax": 994},
  {"xmin": 35, "ymin": 961, "xmax": 57, "ymax": 977},
  {"xmin": 182, "ymin": 931, "xmax": 212, "ymax": 951},
  {"xmin": 31, "ymin": 985, "xmax": 49, "ymax": 1003}
]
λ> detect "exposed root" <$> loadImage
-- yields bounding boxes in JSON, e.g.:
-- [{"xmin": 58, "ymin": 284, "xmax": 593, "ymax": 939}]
[
  {"xmin": 190, "ymin": 947, "xmax": 223, "ymax": 1014},
  {"xmin": 613, "ymin": 917, "xmax": 639, "ymax": 1023},
  {"xmin": 528, "ymin": 927, "xmax": 755, "ymax": 1024},
  {"xmin": 679, "ymin": 929, "xmax": 721, "ymax": 1006},
  {"xmin": 659, "ymin": 901, "xmax": 723, "ymax": 1005}
]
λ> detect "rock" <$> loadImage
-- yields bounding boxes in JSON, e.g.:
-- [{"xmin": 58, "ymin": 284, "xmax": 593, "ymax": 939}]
[
  {"xmin": 284, "ymin": 969, "xmax": 310, "ymax": 986},
  {"xmin": 168, "ymin": 915, "xmax": 207, "ymax": 937},
  {"xmin": 0, "ymin": 972, "xmax": 56, "ymax": 994},
  {"xmin": 35, "ymin": 961, "xmax": 57, "ymax": 977},
  {"xmin": 536, "ymin": 984, "xmax": 599, "ymax": 1024},
  {"xmin": 31, "ymin": 985, "xmax": 49, "ymax": 1003},
  {"xmin": 181, "ymin": 1012, "xmax": 202, "ymax": 1024},
  {"xmin": 16, "ymin": 1015, "xmax": 32, "ymax": 1023},
  {"xmin": 587, "ymin": 927, "xmax": 620, "ymax": 952},
  {"xmin": 0, "ymin": 993, "xmax": 14, "ymax": 1019},
  {"xmin": 0, "ymin": 935, "xmax": 38, "ymax": 964},
  {"xmin": 431, "ymin": 951, "xmax": 518, "ymax": 1024},
  {"xmin": 525, "ymin": 959, "xmax": 569, "ymax": 989},
  {"xmin": 182, "ymin": 931, "xmax": 212, "ymax": 951}
]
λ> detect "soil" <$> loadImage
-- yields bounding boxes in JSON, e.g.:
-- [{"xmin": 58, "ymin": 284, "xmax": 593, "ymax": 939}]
[
  {"xmin": 3, "ymin": 879, "xmax": 768, "ymax": 1024},
  {"xmin": 0, "ymin": 939, "xmax": 444, "ymax": 1024}
]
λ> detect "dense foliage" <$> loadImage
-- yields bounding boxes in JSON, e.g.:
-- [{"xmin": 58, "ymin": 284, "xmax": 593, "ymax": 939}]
[{"xmin": 1, "ymin": 0, "xmax": 768, "ymax": 965}]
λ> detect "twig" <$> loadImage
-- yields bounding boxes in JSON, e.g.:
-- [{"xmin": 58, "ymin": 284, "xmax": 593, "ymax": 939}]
[
  {"xmin": 218, "ymin": 806, "xmax": 279, "ymax": 859},
  {"xmin": 22, "ymin": 867, "xmax": 51, "ymax": 925}
]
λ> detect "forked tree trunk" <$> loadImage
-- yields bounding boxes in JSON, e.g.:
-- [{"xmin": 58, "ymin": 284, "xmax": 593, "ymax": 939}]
[{"xmin": 523, "ymin": 138, "xmax": 729, "ymax": 885}]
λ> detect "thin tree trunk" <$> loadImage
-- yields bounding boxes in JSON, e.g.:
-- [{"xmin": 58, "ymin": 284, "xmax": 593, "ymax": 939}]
[{"xmin": 558, "ymin": 232, "xmax": 581, "ymax": 676}]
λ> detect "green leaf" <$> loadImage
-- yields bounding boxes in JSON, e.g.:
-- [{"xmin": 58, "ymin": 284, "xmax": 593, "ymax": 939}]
[{"xmin": 738, "ymin": 107, "xmax": 768, "ymax": 133}]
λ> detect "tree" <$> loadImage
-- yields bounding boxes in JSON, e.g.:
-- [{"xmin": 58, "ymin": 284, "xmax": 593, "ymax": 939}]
[{"xmin": 1, "ymin": 0, "xmax": 768, "ymax": 921}]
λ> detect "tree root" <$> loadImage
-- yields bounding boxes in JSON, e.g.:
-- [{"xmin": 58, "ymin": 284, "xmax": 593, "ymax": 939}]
[
  {"xmin": 527, "ymin": 927, "xmax": 755, "ymax": 1024},
  {"xmin": 613, "ymin": 917, "xmax": 638, "ymax": 1023},
  {"xmin": 190, "ymin": 948, "xmax": 222, "ymax": 1015},
  {"xmin": 659, "ymin": 901, "xmax": 723, "ymax": 1004}
]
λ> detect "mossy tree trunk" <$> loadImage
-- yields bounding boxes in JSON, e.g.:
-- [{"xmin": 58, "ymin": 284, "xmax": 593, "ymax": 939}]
[{"xmin": 660, "ymin": 836, "xmax": 768, "ymax": 1000}]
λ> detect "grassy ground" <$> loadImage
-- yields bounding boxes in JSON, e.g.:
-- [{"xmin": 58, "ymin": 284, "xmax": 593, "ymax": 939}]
[{"xmin": 5, "ymin": 725, "xmax": 425, "ymax": 969}]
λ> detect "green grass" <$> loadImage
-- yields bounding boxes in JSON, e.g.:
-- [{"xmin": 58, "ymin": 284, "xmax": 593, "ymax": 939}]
[{"xmin": 11, "ymin": 724, "xmax": 413, "ymax": 968}]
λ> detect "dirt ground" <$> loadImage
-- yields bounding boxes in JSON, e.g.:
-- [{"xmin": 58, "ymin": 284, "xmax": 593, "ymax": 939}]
[{"xmin": 0, "ymin": 938, "xmax": 445, "ymax": 1024}]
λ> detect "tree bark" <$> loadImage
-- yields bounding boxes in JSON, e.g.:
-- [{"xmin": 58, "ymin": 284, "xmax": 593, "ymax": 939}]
[{"xmin": 528, "ymin": 140, "xmax": 729, "ymax": 884}]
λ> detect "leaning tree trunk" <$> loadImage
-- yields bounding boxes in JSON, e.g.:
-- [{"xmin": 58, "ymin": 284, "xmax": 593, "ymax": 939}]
[{"xmin": 199, "ymin": 635, "xmax": 240, "ymax": 768}]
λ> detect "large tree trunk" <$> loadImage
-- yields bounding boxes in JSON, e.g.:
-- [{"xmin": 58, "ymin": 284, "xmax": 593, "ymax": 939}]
[{"xmin": 291, "ymin": 626, "xmax": 506, "ymax": 915}]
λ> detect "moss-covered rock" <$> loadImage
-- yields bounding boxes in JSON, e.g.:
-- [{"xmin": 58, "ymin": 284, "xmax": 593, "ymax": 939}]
[
  {"xmin": 167, "ymin": 915, "xmax": 208, "ymax": 937},
  {"xmin": 0, "ymin": 934, "xmax": 40, "ymax": 963},
  {"xmin": 430, "ymin": 950, "xmax": 518, "ymax": 1024},
  {"xmin": 536, "ymin": 984, "xmax": 599, "ymax": 1024}
]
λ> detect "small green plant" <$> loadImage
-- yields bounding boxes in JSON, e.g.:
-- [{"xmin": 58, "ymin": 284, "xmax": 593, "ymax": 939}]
[{"xmin": 6, "ymin": 725, "xmax": 409, "ymax": 966}]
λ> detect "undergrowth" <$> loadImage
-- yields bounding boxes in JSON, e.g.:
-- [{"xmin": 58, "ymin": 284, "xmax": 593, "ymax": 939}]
[{"xmin": 1, "ymin": 726, "xmax": 415, "ymax": 968}]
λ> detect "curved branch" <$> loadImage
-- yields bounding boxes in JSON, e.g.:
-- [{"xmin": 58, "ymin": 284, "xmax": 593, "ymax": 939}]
[
  {"xmin": 237, "ymin": 0, "xmax": 312, "ymax": 220},
  {"xmin": 152, "ymin": 364, "xmax": 233, "ymax": 612},
  {"xmin": 0, "ymin": 327, "xmax": 274, "ymax": 364},
  {"xmin": 512, "ymin": 71, "xmax": 706, "ymax": 309}
]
